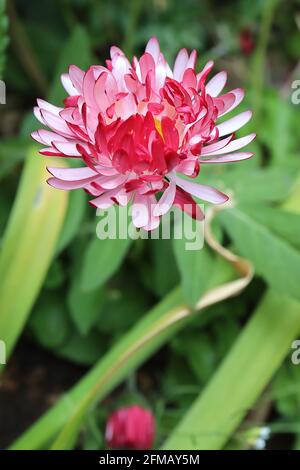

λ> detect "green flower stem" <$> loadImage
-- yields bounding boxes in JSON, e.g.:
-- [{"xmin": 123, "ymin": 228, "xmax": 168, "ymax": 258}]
[{"xmin": 0, "ymin": 147, "xmax": 68, "ymax": 363}]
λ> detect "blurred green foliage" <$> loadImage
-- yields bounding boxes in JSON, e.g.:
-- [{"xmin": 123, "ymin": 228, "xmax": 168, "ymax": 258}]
[{"xmin": 0, "ymin": 1, "xmax": 8, "ymax": 80}]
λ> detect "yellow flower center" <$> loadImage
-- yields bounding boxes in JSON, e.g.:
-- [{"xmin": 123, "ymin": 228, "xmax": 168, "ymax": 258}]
[{"xmin": 154, "ymin": 118, "xmax": 163, "ymax": 138}]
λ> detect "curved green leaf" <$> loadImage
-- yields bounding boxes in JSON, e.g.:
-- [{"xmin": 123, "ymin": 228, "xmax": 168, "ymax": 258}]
[
  {"xmin": 163, "ymin": 290, "xmax": 300, "ymax": 449},
  {"xmin": 0, "ymin": 0, "xmax": 8, "ymax": 80},
  {"xmin": 219, "ymin": 205, "xmax": 300, "ymax": 301}
]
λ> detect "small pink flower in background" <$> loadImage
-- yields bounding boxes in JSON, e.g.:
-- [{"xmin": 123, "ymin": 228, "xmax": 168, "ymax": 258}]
[
  {"xmin": 105, "ymin": 405, "xmax": 155, "ymax": 450},
  {"xmin": 32, "ymin": 37, "xmax": 255, "ymax": 230},
  {"xmin": 240, "ymin": 29, "xmax": 255, "ymax": 56}
]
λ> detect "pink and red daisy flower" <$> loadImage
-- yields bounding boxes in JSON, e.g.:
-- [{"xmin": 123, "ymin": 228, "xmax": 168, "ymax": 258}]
[
  {"xmin": 32, "ymin": 37, "xmax": 255, "ymax": 230},
  {"xmin": 105, "ymin": 405, "xmax": 155, "ymax": 450}
]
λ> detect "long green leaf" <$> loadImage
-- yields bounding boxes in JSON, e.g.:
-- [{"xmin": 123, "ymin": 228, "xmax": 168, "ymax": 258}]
[
  {"xmin": 48, "ymin": 26, "xmax": 93, "ymax": 105},
  {"xmin": 238, "ymin": 204, "xmax": 300, "ymax": 251},
  {"xmin": 11, "ymin": 252, "xmax": 241, "ymax": 450},
  {"xmin": 0, "ymin": 147, "xmax": 68, "ymax": 360},
  {"xmin": 164, "ymin": 177, "xmax": 300, "ymax": 449},
  {"xmin": 163, "ymin": 290, "xmax": 300, "ymax": 449}
]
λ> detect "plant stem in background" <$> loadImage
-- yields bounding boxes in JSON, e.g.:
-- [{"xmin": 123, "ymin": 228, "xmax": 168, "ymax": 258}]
[
  {"xmin": 251, "ymin": 0, "xmax": 278, "ymax": 128},
  {"xmin": 122, "ymin": 0, "xmax": 143, "ymax": 57},
  {"xmin": 0, "ymin": 146, "xmax": 68, "ymax": 364}
]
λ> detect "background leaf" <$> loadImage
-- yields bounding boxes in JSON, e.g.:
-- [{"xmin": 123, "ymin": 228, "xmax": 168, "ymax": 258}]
[
  {"xmin": 96, "ymin": 285, "xmax": 151, "ymax": 334},
  {"xmin": 0, "ymin": 147, "xmax": 68, "ymax": 360},
  {"xmin": 273, "ymin": 361, "xmax": 300, "ymax": 419},
  {"xmin": 56, "ymin": 189, "xmax": 87, "ymax": 254},
  {"xmin": 20, "ymin": 25, "xmax": 93, "ymax": 135},
  {"xmin": 151, "ymin": 239, "xmax": 180, "ymax": 297},
  {"xmin": 68, "ymin": 271, "xmax": 105, "ymax": 335},
  {"xmin": 173, "ymin": 238, "xmax": 214, "ymax": 307},
  {"xmin": 48, "ymin": 26, "xmax": 93, "ymax": 105},
  {"xmin": 57, "ymin": 330, "xmax": 105, "ymax": 366},
  {"xmin": 260, "ymin": 91, "xmax": 299, "ymax": 164},
  {"xmin": 238, "ymin": 204, "xmax": 300, "ymax": 251},
  {"xmin": 0, "ymin": 0, "xmax": 9, "ymax": 80},
  {"xmin": 205, "ymin": 166, "xmax": 296, "ymax": 205},
  {"xmin": 164, "ymin": 290, "xmax": 300, "ymax": 450},
  {"xmin": 219, "ymin": 204, "xmax": 300, "ymax": 301},
  {"xmin": 81, "ymin": 235, "xmax": 132, "ymax": 292},
  {"xmin": 29, "ymin": 293, "xmax": 72, "ymax": 349}
]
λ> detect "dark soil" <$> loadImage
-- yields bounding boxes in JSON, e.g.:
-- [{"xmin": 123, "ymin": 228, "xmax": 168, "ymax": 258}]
[{"xmin": 0, "ymin": 339, "xmax": 86, "ymax": 448}]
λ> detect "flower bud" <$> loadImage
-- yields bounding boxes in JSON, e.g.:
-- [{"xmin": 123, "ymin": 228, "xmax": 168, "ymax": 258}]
[{"xmin": 105, "ymin": 405, "xmax": 155, "ymax": 450}]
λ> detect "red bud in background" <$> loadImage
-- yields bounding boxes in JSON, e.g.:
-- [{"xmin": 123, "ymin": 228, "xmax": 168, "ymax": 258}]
[
  {"xmin": 240, "ymin": 29, "xmax": 255, "ymax": 55},
  {"xmin": 105, "ymin": 405, "xmax": 155, "ymax": 450}
]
